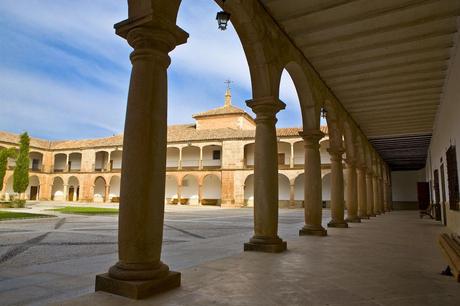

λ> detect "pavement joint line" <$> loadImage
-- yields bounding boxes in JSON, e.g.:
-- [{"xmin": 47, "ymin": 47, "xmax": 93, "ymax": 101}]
[
  {"xmin": 164, "ymin": 224, "xmax": 206, "ymax": 239},
  {"xmin": 0, "ymin": 232, "xmax": 50, "ymax": 264},
  {"xmin": 54, "ymin": 218, "xmax": 66, "ymax": 230}
]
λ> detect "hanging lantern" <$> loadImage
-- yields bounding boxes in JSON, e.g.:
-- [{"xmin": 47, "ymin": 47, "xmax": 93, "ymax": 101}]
[
  {"xmin": 216, "ymin": 0, "xmax": 231, "ymax": 30},
  {"xmin": 321, "ymin": 107, "xmax": 328, "ymax": 119}
]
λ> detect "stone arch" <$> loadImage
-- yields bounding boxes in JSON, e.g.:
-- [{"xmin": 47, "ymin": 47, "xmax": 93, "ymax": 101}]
[
  {"xmin": 26, "ymin": 175, "xmax": 40, "ymax": 200},
  {"xmin": 322, "ymin": 173, "xmax": 332, "ymax": 206},
  {"xmin": 165, "ymin": 175, "xmax": 179, "ymax": 204},
  {"xmin": 53, "ymin": 153, "xmax": 67, "ymax": 172},
  {"xmin": 319, "ymin": 138, "xmax": 331, "ymax": 164},
  {"xmin": 29, "ymin": 151, "xmax": 43, "ymax": 171},
  {"xmin": 95, "ymin": 151, "xmax": 109, "ymax": 171},
  {"xmin": 109, "ymin": 176, "xmax": 121, "ymax": 202},
  {"xmin": 68, "ymin": 176, "xmax": 80, "ymax": 202},
  {"xmin": 110, "ymin": 150, "xmax": 122, "ymax": 170},
  {"xmin": 244, "ymin": 174, "xmax": 254, "ymax": 207},
  {"xmin": 293, "ymin": 141, "xmax": 304, "ymax": 166},
  {"xmin": 278, "ymin": 173, "xmax": 290, "ymax": 207},
  {"xmin": 181, "ymin": 146, "xmax": 200, "ymax": 168},
  {"xmin": 202, "ymin": 174, "xmax": 221, "ymax": 206},
  {"xmin": 68, "ymin": 152, "xmax": 82, "ymax": 171},
  {"xmin": 181, "ymin": 174, "xmax": 198, "ymax": 205},
  {"xmin": 279, "ymin": 62, "xmax": 319, "ymax": 130},
  {"xmin": 94, "ymin": 176, "xmax": 107, "ymax": 203},
  {"xmin": 51, "ymin": 176, "xmax": 65, "ymax": 201}
]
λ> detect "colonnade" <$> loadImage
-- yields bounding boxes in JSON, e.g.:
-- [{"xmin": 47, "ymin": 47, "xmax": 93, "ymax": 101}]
[{"xmin": 95, "ymin": 0, "xmax": 393, "ymax": 299}]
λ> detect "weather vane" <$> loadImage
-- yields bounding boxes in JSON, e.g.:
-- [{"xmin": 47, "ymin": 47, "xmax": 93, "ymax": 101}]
[{"xmin": 224, "ymin": 79, "xmax": 233, "ymax": 89}]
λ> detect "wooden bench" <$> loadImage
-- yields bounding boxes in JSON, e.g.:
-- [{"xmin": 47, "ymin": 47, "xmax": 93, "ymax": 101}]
[{"xmin": 438, "ymin": 233, "xmax": 460, "ymax": 282}]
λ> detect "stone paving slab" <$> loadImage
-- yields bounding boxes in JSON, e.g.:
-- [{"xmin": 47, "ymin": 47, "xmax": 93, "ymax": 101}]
[{"xmin": 54, "ymin": 212, "xmax": 459, "ymax": 306}]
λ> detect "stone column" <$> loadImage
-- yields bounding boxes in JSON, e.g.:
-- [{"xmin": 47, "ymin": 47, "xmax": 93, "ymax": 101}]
[
  {"xmin": 345, "ymin": 160, "xmax": 360, "ymax": 223},
  {"xmin": 177, "ymin": 184, "xmax": 182, "ymax": 205},
  {"xmin": 198, "ymin": 184, "xmax": 203, "ymax": 206},
  {"xmin": 95, "ymin": 23, "xmax": 188, "ymax": 299},
  {"xmin": 244, "ymin": 97, "xmax": 287, "ymax": 253},
  {"xmin": 357, "ymin": 166, "xmax": 369, "ymax": 219},
  {"xmin": 290, "ymin": 144, "xmax": 294, "ymax": 168},
  {"xmin": 299, "ymin": 130, "xmax": 327, "ymax": 236},
  {"xmin": 289, "ymin": 184, "xmax": 295, "ymax": 208},
  {"xmin": 104, "ymin": 185, "xmax": 110, "ymax": 203},
  {"xmin": 373, "ymin": 175, "xmax": 381, "ymax": 215},
  {"xmin": 383, "ymin": 181, "xmax": 389, "ymax": 212},
  {"xmin": 178, "ymin": 148, "xmax": 182, "ymax": 170},
  {"xmin": 199, "ymin": 147, "xmax": 203, "ymax": 170},
  {"xmin": 379, "ymin": 178, "xmax": 385, "ymax": 213},
  {"xmin": 327, "ymin": 148, "xmax": 348, "ymax": 228},
  {"xmin": 63, "ymin": 185, "xmax": 68, "ymax": 201},
  {"xmin": 366, "ymin": 171, "xmax": 375, "ymax": 217}
]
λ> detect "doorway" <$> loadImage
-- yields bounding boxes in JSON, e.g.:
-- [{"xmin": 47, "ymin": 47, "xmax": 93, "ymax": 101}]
[
  {"xmin": 68, "ymin": 187, "xmax": 75, "ymax": 202},
  {"xmin": 30, "ymin": 186, "xmax": 39, "ymax": 200},
  {"xmin": 440, "ymin": 164, "xmax": 447, "ymax": 226}
]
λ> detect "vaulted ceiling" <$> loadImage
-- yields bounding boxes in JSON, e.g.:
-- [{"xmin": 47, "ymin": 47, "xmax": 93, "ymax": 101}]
[{"xmin": 259, "ymin": 0, "xmax": 460, "ymax": 170}]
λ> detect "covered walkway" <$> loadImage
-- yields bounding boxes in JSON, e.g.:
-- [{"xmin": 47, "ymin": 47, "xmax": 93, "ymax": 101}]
[{"xmin": 59, "ymin": 211, "xmax": 459, "ymax": 305}]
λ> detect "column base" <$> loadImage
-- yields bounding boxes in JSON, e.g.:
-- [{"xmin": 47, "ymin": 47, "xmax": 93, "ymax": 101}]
[
  {"xmin": 358, "ymin": 214, "xmax": 370, "ymax": 219},
  {"xmin": 299, "ymin": 225, "xmax": 327, "ymax": 236},
  {"xmin": 327, "ymin": 221, "xmax": 349, "ymax": 228},
  {"xmin": 368, "ymin": 213, "xmax": 376, "ymax": 217},
  {"xmin": 244, "ymin": 239, "xmax": 287, "ymax": 253},
  {"xmin": 95, "ymin": 271, "xmax": 181, "ymax": 300},
  {"xmin": 345, "ymin": 216, "xmax": 361, "ymax": 223}
]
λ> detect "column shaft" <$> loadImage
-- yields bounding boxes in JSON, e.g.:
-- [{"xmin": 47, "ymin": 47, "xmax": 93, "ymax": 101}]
[
  {"xmin": 366, "ymin": 173, "xmax": 375, "ymax": 217},
  {"xmin": 327, "ymin": 149, "xmax": 348, "ymax": 228},
  {"xmin": 244, "ymin": 97, "xmax": 286, "ymax": 253},
  {"xmin": 345, "ymin": 162, "xmax": 360, "ymax": 223},
  {"xmin": 300, "ymin": 130, "xmax": 327, "ymax": 236},
  {"xmin": 357, "ymin": 167, "xmax": 369, "ymax": 219},
  {"xmin": 96, "ymin": 24, "xmax": 188, "ymax": 299},
  {"xmin": 373, "ymin": 176, "xmax": 380, "ymax": 214}
]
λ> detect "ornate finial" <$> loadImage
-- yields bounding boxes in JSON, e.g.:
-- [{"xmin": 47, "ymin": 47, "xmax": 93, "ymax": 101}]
[{"xmin": 224, "ymin": 80, "xmax": 233, "ymax": 106}]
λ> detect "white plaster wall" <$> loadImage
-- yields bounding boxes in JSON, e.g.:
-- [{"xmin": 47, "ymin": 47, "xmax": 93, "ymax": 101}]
[
  {"xmin": 245, "ymin": 144, "xmax": 255, "ymax": 166},
  {"xmin": 294, "ymin": 174, "xmax": 304, "ymax": 200},
  {"xmin": 52, "ymin": 177, "xmax": 64, "ymax": 201},
  {"xmin": 166, "ymin": 148, "xmax": 180, "ymax": 167},
  {"xmin": 322, "ymin": 173, "xmax": 331, "ymax": 201},
  {"xmin": 244, "ymin": 174, "xmax": 254, "ymax": 205},
  {"xmin": 202, "ymin": 146, "xmax": 221, "ymax": 167},
  {"xmin": 391, "ymin": 170, "xmax": 426, "ymax": 202},
  {"xmin": 68, "ymin": 153, "xmax": 82, "ymax": 170},
  {"xmin": 165, "ymin": 176, "xmax": 178, "ymax": 199},
  {"xmin": 293, "ymin": 142, "xmax": 304, "ymax": 165},
  {"xmin": 54, "ymin": 154, "xmax": 66, "ymax": 170},
  {"xmin": 94, "ymin": 177, "xmax": 106, "ymax": 201},
  {"xmin": 426, "ymin": 32, "xmax": 460, "ymax": 234},
  {"xmin": 111, "ymin": 151, "xmax": 122, "ymax": 169},
  {"xmin": 182, "ymin": 146, "xmax": 200, "ymax": 167},
  {"xmin": 202, "ymin": 175, "xmax": 221, "ymax": 199},
  {"xmin": 278, "ymin": 174, "xmax": 290, "ymax": 200},
  {"xmin": 109, "ymin": 176, "xmax": 120, "ymax": 198},
  {"xmin": 181, "ymin": 175, "xmax": 198, "ymax": 204},
  {"xmin": 278, "ymin": 142, "xmax": 291, "ymax": 165}
]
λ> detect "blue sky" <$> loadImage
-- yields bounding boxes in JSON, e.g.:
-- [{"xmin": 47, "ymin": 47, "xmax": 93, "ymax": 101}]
[{"xmin": 0, "ymin": 0, "xmax": 303, "ymax": 140}]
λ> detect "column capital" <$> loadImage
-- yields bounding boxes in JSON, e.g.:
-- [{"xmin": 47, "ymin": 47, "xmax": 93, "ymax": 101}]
[
  {"xmin": 299, "ymin": 129, "xmax": 325, "ymax": 143},
  {"xmin": 327, "ymin": 147, "xmax": 344, "ymax": 161},
  {"xmin": 246, "ymin": 97, "xmax": 286, "ymax": 121}
]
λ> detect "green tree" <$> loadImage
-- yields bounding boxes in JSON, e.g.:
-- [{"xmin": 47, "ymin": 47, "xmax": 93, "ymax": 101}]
[
  {"xmin": 13, "ymin": 132, "xmax": 30, "ymax": 197},
  {"xmin": 0, "ymin": 148, "xmax": 17, "ymax": 191}
]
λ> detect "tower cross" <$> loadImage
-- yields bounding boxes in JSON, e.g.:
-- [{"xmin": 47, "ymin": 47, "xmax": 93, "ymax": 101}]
[{"xmin": 224, "ymin": 79, "xmax": 233, "ymax": 89}]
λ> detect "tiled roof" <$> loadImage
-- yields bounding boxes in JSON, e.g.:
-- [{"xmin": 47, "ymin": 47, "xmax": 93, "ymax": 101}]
[
  {"xmin": 0, "ymin": 125, "xmax": 328, "ymax": 151},
  {"xmin": 192, "ymin": 105, "xmax": 248, "ymax": 118}
]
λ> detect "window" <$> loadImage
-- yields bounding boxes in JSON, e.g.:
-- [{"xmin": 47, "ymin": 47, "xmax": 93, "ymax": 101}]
[
  {"xmin": 446, "ymin": 146, "xmax": 459, "ymax": 210},
  {"xmin": 212, "ymin": 150, "xmax": 221, "ymax": 160}
]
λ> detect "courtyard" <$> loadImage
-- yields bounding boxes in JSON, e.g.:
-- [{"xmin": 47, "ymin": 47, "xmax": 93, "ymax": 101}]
[{"xmin": 0, "ymin": 204, "xmax": 457, "ymax": 305}]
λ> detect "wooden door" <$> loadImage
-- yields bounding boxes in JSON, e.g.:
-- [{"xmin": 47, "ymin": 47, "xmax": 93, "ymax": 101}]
[
  {"xmin": 417, "ymin": 182, "xmax": 430, "ymax": 210},
  {"xmin": 68, "ymin": 187, "xmax": 75, "ymax": 202},
  {"xmin": 30, "ymin": 186, "xmax": 38, "ymax": 201}
]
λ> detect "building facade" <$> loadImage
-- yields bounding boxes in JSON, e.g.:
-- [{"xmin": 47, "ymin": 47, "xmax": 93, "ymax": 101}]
[{"xmin": 0, "ymin": 89, "xmax": 335, "ymax": 208}]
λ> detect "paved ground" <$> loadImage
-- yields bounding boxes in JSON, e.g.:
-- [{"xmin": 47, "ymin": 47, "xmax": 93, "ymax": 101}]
[{"xmin": 0, "ymin": 202, "xmax": 311, "ymax": 305}]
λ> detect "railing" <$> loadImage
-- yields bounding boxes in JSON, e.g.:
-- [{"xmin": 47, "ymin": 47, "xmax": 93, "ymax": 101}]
[
  {"xmin": 202, "ymin": 159, "xmax": 221, "ymax": 169},
  {"xmin": 166, "ymin": 160, "xmax": 179, "ymax": 169},
  {"xmin": 181, "ymin": 159, "xmax": 200, "ymax": 168}
]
